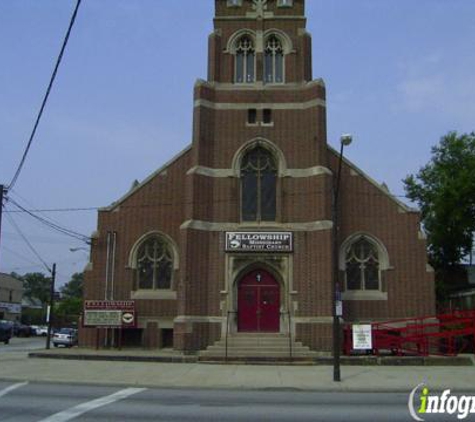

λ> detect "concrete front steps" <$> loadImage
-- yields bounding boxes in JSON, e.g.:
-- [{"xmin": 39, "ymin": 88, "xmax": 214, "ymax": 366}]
[{"xmin": 199, "ymin": 333, "xmax": 319, "ymax": 363}]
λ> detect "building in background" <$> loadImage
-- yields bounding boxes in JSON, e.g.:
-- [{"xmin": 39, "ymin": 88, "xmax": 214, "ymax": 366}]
[
  {"xmin": 81, "ymin": 0, "xmax": 435, "ymax": 356},
  {"xmin": 0, "ymin": 273, "xmax": 23, "ymax": 322}
]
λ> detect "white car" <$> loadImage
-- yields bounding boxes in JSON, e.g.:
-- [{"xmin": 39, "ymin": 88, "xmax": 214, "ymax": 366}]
[
  {"xmin": 52, "ymin": 328, "xmax": 78, "ymax": 348},
  {"xmin": 35, "ymin": 326, "xmax": 48, "ymax": 336}
]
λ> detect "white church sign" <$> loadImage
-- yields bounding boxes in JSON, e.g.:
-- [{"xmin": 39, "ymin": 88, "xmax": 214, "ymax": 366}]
[{"xmin": 226, "ymin": 232, "xmax": 293, "ymax": 252}]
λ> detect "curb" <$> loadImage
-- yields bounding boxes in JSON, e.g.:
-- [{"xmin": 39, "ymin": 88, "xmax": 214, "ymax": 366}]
[{"xmin": 28, "ymin": 351, "xmax": 474, "ymax": 366}]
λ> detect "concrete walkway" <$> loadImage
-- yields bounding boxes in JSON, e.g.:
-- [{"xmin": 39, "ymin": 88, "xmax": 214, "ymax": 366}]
[{"xmin": 0, "ymin": 348, "xmax": 474, "ymax": 392}]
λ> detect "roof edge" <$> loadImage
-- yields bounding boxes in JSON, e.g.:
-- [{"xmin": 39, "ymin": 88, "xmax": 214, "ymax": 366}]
[
  {"xmin": 327, "ymin": 145, "xmax": 416, "ymax": 213},
  {"xmin": 100, "ymin": 144, "xmax": 192, "ymax": 212}
]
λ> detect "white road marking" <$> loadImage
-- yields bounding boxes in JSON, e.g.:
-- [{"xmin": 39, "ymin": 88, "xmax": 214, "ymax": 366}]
[
  {"xmin": 37, "ymin": 387, "xmax": 147, "ymax": 422},
  {"xmin": 0, "ymin": 381, "xmax": 29, "ymax": 398}
]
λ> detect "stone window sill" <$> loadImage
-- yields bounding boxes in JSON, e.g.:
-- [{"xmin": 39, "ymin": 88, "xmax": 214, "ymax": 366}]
[
  {"xmin": 131, "ymin": 290, "xmax": 177, "ymax": 300},
  {"xmin": 342, "ymin": 291, "xmax": 388, "ymax": 301}
]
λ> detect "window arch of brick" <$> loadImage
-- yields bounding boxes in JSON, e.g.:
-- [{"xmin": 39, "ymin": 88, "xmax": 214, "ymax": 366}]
[
  {"xmin": 264, "ymin": 34, "xmax": 284, "ymax": 84},
  {"xmin": 339, "ymin": 233, "xmax": 390, "ymax": 292},
  {"xmin": 240, "ymin": 146, "xmax": 278, "ymax": 222},
  {"xmin": 227, "ymin": 32, "xmax": 256, "ymax": 84},
  {"xmin": 128, "ymin": 231, "xmax": 179, "ymax": 290},
  {"xmin": 231, "ymin": 137, "xmax": 287, "ymax": 177}
]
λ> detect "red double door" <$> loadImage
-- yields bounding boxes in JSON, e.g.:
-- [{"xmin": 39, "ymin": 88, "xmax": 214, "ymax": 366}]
[{"xmin": 238, "ymin": 269, "xmax": 280, "ymax": 332}]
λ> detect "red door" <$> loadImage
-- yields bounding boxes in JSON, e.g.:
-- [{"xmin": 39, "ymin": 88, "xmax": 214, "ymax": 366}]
[{"xmin": 238, "ymin": 269, "xmax": 280, "ymax": 332}]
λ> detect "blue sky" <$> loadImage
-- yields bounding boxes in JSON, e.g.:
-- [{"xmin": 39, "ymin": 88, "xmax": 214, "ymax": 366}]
[{"xmin": 1, "ymin": 0, "xmax": 474, "ymax": 287}]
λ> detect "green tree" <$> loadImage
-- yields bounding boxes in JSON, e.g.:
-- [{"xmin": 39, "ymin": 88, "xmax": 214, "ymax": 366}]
[
  {"xmin": 60, "ymin": 272, "xmax": 84, "ymax": 299},
  {"xmin": 20, "ymin": 272, "xmax": 52, "ymax": 305},
  {"xmin": 55, "ymin": 297, "xmax": 82, "ymax": 327},
  {"xmin": 404, "ymin": 132, "xmax": 475, "ymax": 298}
]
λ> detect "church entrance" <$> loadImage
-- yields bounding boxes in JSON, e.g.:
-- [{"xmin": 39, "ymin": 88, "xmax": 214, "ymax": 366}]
[{"xmin": 237, "ymin": 269, "xmax": 280, "ymax": 332}]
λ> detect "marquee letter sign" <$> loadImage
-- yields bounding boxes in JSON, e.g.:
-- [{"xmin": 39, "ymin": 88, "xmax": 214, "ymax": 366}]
[{"xmin": 83, "ymin": 300, "xmax": 136, "ymax": 328}]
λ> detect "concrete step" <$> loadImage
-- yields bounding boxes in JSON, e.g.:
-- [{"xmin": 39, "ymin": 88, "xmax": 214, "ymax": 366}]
[
  {"xmin": 199, "ymin": 334, "xmax": 318, "ymax": 360},
  {"xmin": 202, "ymin": 343, "xmax": 313, "ymax": 349},
  {"xmin": 200, "ymin": 350, "xmax": 317, "ymax": 358},
  {"xmin": 205, "ymin": 342, "xmax": 310, "ymax": 347}
]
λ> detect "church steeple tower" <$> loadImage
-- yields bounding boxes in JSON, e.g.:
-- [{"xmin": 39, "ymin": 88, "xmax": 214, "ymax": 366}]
[{"xmin": 208, "ymin": 0, "xmax": 312, "ymax": 84}]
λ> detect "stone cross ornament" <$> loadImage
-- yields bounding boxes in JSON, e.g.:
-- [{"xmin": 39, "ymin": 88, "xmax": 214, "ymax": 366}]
[{"xmin": 252, "ymin": 0, "xmax": 268, "ymax": 17}]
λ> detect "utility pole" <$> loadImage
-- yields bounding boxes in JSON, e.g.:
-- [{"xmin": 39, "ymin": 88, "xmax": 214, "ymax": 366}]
[
  {"xmin": 0, "ymin": 184, "xmax": 6, "ymax": 266},
  {"xmin": 46, "ymin": 263, "xmax": 56, "ymax": 349}
]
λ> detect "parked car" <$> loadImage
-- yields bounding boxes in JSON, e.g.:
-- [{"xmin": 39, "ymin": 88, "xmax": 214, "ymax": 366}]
[
  {"xmin": 12, "ymin": 321, "xmax": 32, "ymax": 337},
  {"xmin": 52, "ymin": 328, "xmax": 78, "ymax": 348},
  {"xmin": 33, "ymin": 325, "xmax": 48, "ymax": 336},
  {"xmin": 0, "ymin": 320, "xmax": 13, "ymax": 344}
]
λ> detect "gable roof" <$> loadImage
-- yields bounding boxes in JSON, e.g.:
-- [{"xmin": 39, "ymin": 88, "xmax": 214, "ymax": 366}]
[
  {"xmin": 327, "ymin": 145, "xmax": 416, "ymax": 213},
  {"xmin": 102, "ymin": 145, "xmax": 192, "ymax": 212}
]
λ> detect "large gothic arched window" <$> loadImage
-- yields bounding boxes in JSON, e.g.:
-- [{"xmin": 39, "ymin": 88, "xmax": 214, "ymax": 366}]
[
  {"xmin": 241, "ymin": 146, "xmax": 277, "ymax": 221},
  {"xmin": 136, "ymin": 236, "xmax": 173, "ymax": 290},
  {"xmin": 345, "ymin": 238, "xmax": 381, "ymax": 291},
  {"xmin": 235, "ymin": 36, "xmax": 255, "ymax": 83},
  {"xmin": 264, "ymin": 35, "xmax": 284, "ymax": 84}
]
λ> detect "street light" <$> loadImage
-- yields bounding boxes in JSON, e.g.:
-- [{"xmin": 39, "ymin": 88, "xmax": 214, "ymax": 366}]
[
  {"xmin": 70, "ymin": 246, "xmax": 90, "ymax": 261},
  {"xmin": 69, "ymin": 247, "xmax": 89, "ymax": 253},
  {"xmin": 332, "ymin": 133, "xmax": 352, "ymax": 382}
]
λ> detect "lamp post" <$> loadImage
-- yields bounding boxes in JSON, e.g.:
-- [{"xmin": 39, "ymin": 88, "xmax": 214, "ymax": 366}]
[{"xmin": 332, "ymin": 134, "xmax": 352, "ymax": 382}]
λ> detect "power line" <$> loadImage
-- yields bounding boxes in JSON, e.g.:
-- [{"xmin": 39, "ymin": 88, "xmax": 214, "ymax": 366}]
[
  {"xmin": 1, "ymin": 191, "xmax": 412, "ymax": 214},
  {"xmin": 7, "ymin": 197, "xmax": 90, "ymax": 244},
  {"xmin": 4, "ymin": 206, "xmax": 99, "ymax": 213},
  {"xmin": 2, "ymin": 246, "xmax": 43, "ymax": 267},
  {"xmin": 4, "ymin": 210, "xmax": 51, "ymax": 273},
  {"xmin": 8, "ymin": 190, "xmax": 92, "ymax": 242},
  {"xmin": 8, "ymin": 0, "xmax": 82, "ymax": 191}
]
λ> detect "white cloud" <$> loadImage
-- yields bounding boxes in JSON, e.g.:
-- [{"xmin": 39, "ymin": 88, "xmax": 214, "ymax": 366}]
[
  {"xmin": 397, "ymin": 74, "xmax": 445, "ymax": 112},
  {"xmin": 395, "ymin": 53, "xmax": 475, "ymax": 125}
]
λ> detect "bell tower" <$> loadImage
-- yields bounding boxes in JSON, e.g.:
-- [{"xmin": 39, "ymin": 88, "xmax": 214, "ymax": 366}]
[
  {"xmin": 177, "ymin": 0, "xmax": 334, "ymax": 352},
  {"xmin": 208, "ymin": 0, "xmax": 313, "ymax": 85}
]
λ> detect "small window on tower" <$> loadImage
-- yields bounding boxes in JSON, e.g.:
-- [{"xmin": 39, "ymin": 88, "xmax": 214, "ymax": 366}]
[
  {"xmin": 248, "ymin": 109, "xmax": 257, "ymax": 125},
  {"xmin": 263, "ymin": 109, "xmax": 272, "ymax": 124},
  {"xmin": 227, "ymin": 0, "xmax": 242, "ymax": 7},
  {"xmin": 277, "ymin": 0, "xmax": 293, "ymax": 7}
]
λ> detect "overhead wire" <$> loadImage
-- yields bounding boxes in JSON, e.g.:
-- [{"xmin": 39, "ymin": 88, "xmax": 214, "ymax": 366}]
[
  {"xmin": 8, "ymin": 190, "xmax": 91, "ymax": 241},
  {"xmin": 7, "ymin": 197, "xmax": 90, "ymax": 244},
  {"xmin": 8, "ymin": 0, "xmax": 82, "ymax": 191},
  {"xmin": 2, "ymin": 190, "xmax": 412, "ymax": 215},
  {"xmin": 2, "ymin": 245, "xmax": 43, "ymax": 267},
  {"xmin": 4, "ymin": 209, "xmax": 52, "ymax": 273}
]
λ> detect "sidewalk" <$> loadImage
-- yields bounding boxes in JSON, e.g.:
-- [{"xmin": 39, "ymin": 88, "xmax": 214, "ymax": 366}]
[{"xmin": 0, "ymin": 348, "xmax": 473, "ymax": 392}]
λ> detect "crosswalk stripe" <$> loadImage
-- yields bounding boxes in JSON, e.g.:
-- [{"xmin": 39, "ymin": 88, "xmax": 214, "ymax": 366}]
[
  {"xmin": 37, "ymin": 387, "xmax": 147, "ymax": 422},
  {"xmin": 0, "ymin": 381, "xmax": 28, "ymax": 398}
]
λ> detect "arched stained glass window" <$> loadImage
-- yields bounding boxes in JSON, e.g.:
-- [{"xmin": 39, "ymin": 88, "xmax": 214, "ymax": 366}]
[
  {"xmin": 241, "ymin": 147, "xmax": 277, "ymax": 221},
  {"xmin": 345, "ymin": 238, "xmax": 380, "ymax": 291},
  {"xmin": 264, "ymin": 35, "xmax": 284, "ymax": 84},
  {"xmin": 235, "ymin": 36, "xmax": 255, "ymax": 83},
  {"xmin": 136, "ymin": 236, "xmax": 173, "ymax": 290}
]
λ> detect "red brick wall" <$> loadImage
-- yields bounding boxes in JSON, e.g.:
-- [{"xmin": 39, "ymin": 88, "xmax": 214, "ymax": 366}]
[{"xmin": 81, "ymin": 0, "xmax": 435, "ymax": 354}]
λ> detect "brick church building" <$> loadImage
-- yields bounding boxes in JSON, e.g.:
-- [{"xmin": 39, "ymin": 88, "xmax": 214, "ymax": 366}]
[{"xmin": 81, "ymin": 0, "xmax": 435, "ymax": 355}]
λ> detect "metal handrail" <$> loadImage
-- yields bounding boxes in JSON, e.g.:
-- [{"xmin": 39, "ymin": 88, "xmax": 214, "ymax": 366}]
[
  {"xmin": 225, "ymin": 311, "xmax": 237, "ymax": 362},
  {"xmin": 281, "ymin": 310, "xmax": 292, "ymax": 360}
]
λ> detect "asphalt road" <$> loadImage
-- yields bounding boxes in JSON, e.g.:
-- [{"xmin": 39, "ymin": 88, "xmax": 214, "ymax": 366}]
[
  {"xmin": 0, "ymin": 336, "xmax": 46, "ymax": 353},
  {"xmin": 0, "ymin": 381, "xmax": 456, "ymax": 422}
]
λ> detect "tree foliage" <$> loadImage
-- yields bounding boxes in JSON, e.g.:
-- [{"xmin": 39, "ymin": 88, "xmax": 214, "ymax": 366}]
[
  {"xmin": 16, "ymin": 272, "xmax": 52, "ymax": 305},
  {"xmin": 404, "ymin": 131, "xmax": 475, "ymax": 272},
  {"xmin": 60, "ymin": 272, "xmax": 84, "ymax": 299},
  {"xmin": 55, "ymin": 297, "xmax": 82, "ymax": 319}
]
